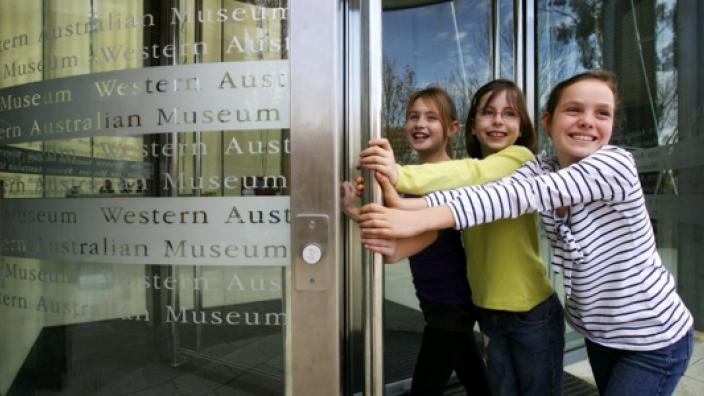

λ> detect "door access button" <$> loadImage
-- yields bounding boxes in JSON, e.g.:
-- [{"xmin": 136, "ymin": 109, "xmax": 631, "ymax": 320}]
[{"xmin": 302, "ymin": 243, "xmax": 323, "ymax": 264}]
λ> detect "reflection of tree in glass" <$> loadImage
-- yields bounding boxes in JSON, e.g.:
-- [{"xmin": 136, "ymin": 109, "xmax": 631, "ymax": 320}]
[
  {"xmin": 540, "ymin": 0, "xmax": 680, "ymax": 196},
  {"xmin": 538, "ymin": 0, "xmax": 605, "ymax": 120},
  {"xmin": 383, "ymin": 57, "xmax": 416, "ymax": 132},
  {"xmin": 540, "ymin": 0, "xmax": 678, "ymax": 146},
  {"xmin": 653, "ymin": 2, "xmax": 678, "ymax": 146},
  {"xmin": 442, "ymin": 67, "xmax": 481, "ymax": 159},
  {"xmin": 383, "ymin": 57, "xmax": 417, "ymax": 165},
  {"xmin": 547, "ymin": 0, "xmax": 604, "ymax": 69}
]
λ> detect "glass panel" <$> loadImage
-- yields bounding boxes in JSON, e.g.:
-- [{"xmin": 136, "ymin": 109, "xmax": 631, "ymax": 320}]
[
  {"xmin": 383, "ymin": 0, "xmax": 491, "ymax": 169},
  {"xmin": 499, "ymin": 0, "xmax": 514, "ymax": 79},
  {"xmin": 537, "ymin": 0, "xmax": 703, "ymax": 349},
  {"xmin": 0, "ymin": 1, "xmax": 290, "ymax": 395},
  {"xmin": 381, "ymin": 0, "xmax": 492, "ymax": 389}
]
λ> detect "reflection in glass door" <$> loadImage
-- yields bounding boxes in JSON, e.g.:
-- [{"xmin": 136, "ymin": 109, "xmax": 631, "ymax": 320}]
[
  {"xmin": 0, "ymin": 0, "xmax": 344, "ymax": 395},
  {"xmin": 379, "ymin": 0, "xmax": 523, "ymax": 393},
  {"xmin": 164, "ymin": 3, "xmax": 291, "ymax": 394}
]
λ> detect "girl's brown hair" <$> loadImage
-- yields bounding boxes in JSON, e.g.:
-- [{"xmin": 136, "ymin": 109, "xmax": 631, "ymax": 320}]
[
  {"xmin": 543, "ymin": 70, "xmax": 619, "ymax": 120},
  {"xmin": 405, "ymin": 86, "xmax": 459, "ymax": 157},
  {"xmin": 465, "ymin": 79, "xmax": 536, "ymax": 158}
]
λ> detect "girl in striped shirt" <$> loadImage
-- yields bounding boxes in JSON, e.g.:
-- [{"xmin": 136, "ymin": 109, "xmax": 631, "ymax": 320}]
[{"xmin": 359, "ymin": 71, "xmax": 694, "ymax": 396}]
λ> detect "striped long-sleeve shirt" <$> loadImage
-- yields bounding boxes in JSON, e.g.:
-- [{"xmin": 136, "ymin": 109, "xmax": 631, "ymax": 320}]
[{"xmin": 425, "ymin": 145, "xmax": 693, "ymax": 351}]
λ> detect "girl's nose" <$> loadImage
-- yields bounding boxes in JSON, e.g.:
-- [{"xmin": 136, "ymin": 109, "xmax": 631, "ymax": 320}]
[{"xmin": 578, "ymin": 113, "xmax": 595, "ymax": 128}]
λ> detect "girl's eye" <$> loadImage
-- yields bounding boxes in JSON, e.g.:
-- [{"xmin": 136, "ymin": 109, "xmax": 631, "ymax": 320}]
[
  {"xmin": 481, "ymin": 109, "xmax": 495, "ymax": 116},
  {"xmin": 503, "ymin": 110, "xmax": 517, "ymax": 118},
  {"xmin": 597, "ymin": 110, "xmax": 612, "ymax": 117}
]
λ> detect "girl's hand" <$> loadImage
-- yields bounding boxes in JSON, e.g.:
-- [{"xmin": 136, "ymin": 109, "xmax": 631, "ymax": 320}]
[
  {"xmin": 358, "ymin": 138, "xmax": 399, "ymax": 185},
  {"xmin": 341, "ymin": 181, "xmax": 360, "ymax": 221},
  {"xmin": 361, "ymin": 237, "xmax": 398, "ymax": 258},
  {"xmin": 364, "ymin": 233, "xmax": 439, "ymax": 263},
  {"xmin": 376, "ymin": 172, "xmax": 403, "ymax": 208},
  {"xmin": 354, "ymin": 175, "xmax": 365, "ymax": 197},
  {"xmin": 376, "ymin": 172, "xmax": 429, "ymax": 211},
  {"xmin": 358, "ymin": 203, "xmax": 428, "ymax": 238}
]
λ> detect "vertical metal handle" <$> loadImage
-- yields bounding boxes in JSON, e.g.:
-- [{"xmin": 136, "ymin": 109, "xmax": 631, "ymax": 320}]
[{"xmin": 366, "ymin": 0, "xmax": 384, "ymax": 395}]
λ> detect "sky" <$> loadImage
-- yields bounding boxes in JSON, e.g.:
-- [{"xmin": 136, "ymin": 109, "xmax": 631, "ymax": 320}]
[{"xmin": 383, "ymin": 0, "xmax": 493, "ymax": 88}]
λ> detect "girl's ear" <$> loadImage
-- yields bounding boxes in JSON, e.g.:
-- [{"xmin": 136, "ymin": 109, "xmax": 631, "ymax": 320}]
[
  {"xmin": 447, "ymin": 120, "xmax": 460, "ymax": 138},
  {"xmin": 540, "ymin": 113, "xmax": 551, "ymax": 138}
]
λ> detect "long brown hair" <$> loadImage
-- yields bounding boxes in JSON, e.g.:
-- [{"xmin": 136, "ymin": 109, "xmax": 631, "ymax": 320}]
[{"xmin": 465, "ymin": 80, "xmax": 536, "ymax": 158}]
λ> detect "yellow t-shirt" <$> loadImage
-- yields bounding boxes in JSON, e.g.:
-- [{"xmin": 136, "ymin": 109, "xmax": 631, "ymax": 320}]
[{"xmin": 395, "ymin": 145, "xmax": 554, "ymax": 311}]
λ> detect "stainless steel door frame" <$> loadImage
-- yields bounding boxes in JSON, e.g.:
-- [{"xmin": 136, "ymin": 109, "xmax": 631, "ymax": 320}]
[{"xmin": 289, "ymin": 0, "xmax": 344, "ymax": 395}]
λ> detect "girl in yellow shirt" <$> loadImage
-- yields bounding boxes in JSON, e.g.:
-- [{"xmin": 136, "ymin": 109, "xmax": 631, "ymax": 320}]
[{"xmin": 359, "ymin": 80, "xmax": 565, "ymax": 396}]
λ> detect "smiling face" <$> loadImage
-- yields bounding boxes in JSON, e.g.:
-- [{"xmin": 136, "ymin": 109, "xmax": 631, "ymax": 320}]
[
  {"xmin": 542, "ymin": 79, "xmax": 615, "ymax": 168},
  {"xmin": 404, "ymin": 97, "xmax": 457, "ymax": 161},
  {"xmin": 471, "ymin": 90, "xmax": 521, "ymax": 157}
]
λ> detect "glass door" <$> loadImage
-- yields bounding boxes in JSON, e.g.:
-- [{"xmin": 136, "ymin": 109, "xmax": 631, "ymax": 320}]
[
  {"xmin": 0, "ymin": 0, "xmax": 346, "ymax": 395},
  {"xmin": 0, "ymin": 0, "xmax": 591, "ymax": 395},
  {"xmin": 375, "ymin": 0, "xmax": 528, "ymax": 393}
]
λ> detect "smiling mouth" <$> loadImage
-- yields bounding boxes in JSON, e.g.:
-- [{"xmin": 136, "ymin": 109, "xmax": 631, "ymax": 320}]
[
  {"xmin": 569, "ymin": 134, "xmax": 597, "ymax": 142},
  {"xmin": 486, "ymin": 131, "xmax": 507, "ymax": 137},
  {"xmin": 412, "ymin": 132, "xmax": 430, "ymax": 140}
]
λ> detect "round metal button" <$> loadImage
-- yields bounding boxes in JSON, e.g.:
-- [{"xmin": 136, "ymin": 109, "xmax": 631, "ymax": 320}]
[{"xmin": 302, "ymin": 243, "xmax": 323, "ymax": 264}]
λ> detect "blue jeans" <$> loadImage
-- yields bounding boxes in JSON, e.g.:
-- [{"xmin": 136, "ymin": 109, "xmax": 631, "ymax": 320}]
[
  {"xmin": 585, "ymin": 328, "xmax": 694, "ymax": 396},
  {"xmin": 477, "ymin": 294, "xmax": 565, "ymax": 396}
]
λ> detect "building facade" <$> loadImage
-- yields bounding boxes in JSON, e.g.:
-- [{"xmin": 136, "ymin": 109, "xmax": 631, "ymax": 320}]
[{"xmin": 0, "ymin": 0, "xmax": 701, "ymax": 395}]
